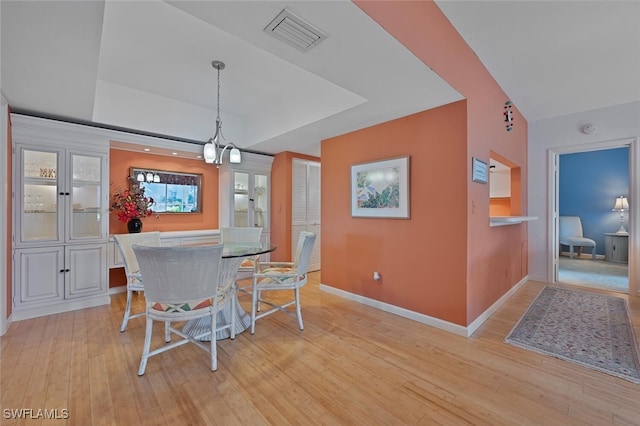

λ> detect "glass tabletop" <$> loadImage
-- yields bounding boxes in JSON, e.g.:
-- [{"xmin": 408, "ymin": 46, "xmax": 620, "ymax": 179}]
[{"xmin": 221, "ymin": 242, "xmax": 277, "ymax": 258}]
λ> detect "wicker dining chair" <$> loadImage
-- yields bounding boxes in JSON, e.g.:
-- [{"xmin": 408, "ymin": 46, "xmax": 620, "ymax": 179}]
[
  {"xmin": 250, "ymin": 231, "xmax": 316, "ymax": 334},
  {"xmin": 221, "ymin": 227, "xmax": 263, "ymax": 291},
  {"xmin": 113, "ymin": 231, "xmax": 161, "ymax": 332},
  {"xmin": 132, "ymin": 244, "xmax": 235, "ymax": 374}
]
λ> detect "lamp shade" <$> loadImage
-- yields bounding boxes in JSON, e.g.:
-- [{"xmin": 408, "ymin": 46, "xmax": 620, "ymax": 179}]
[
  {"xmin": 229, "ymin": 147, "xmax": 241, "ymax": 164},
  {"xmin": 203, "ymin": 141, "xmax": 217, "ymax": 164},
  {"xmin": 613, "ymin": 196, "xmax": 629, "ymax": 211}
]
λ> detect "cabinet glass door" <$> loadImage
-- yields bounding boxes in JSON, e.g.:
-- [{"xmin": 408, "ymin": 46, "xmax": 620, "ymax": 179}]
[
  {"xmin": 69, "ymin": 153, "xmax": 103, "ymax": 239},
  {"xmin": 21, "ymin": 149, "xmax": 60, "ymax": 242},
  {"xmin": 254, "ymin": 173, "xmax": 268, "ymax": 229},
  {"xmin": 233, "ymin": 171, "xmax": 250, "ymax": 227}
]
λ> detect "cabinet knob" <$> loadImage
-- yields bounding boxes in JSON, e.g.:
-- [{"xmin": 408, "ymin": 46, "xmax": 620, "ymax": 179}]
[
  {"xmin": 59, "ymin": 192, "xmax": 65, "ymax": 195},
  {"xmin": 59, "ymin": 269, "xmax": 65, "ymax": 273}
]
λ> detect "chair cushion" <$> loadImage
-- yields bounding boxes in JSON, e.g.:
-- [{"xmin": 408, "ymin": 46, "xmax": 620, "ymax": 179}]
[
  {"xmin": 560, "ymin": 236, "xmax": 596, "ymax": 247},
  {"xmin": 127, "ymin": 275, "xmax": 144, "ymax": 291},
  {"xmin": 257, "ymin": 267, "xmax": 305, "ymax": 285},
  {"xmin": 151, "ymin": 290, "xmax": 227, "ymax": 312},
  {"xmin": 240, "ymin": 259, "xmax": 256, "ymax": 269}
]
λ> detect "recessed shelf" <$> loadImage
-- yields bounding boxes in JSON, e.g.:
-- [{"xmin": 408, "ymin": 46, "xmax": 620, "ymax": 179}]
[{"xmin": 490, "ymin": 216, "xmax": 538, "ymax": 227}]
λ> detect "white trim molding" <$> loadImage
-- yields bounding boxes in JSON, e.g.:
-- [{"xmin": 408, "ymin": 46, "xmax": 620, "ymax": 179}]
[
  {"xmin": 547, "ymin": 137, "xmax": 638, "ymax": 297},
  {"xmin": 0, "ymin": 96, "xmax": 8, "ymax": 335},
  {"xmin": 319, "ymin": 275, "xmax": 529, "ymax": 337}
]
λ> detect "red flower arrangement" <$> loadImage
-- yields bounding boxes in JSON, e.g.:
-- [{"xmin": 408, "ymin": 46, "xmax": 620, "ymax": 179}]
[{"xmin": 110, "ymin": 179, "xmax": 155, "ymax": 223}]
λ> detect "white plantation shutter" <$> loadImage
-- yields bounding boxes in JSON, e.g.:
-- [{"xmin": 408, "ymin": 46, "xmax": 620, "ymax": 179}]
[{"xmin": 292, "ymin": 159, "xmax": 321, "ymax": 271}]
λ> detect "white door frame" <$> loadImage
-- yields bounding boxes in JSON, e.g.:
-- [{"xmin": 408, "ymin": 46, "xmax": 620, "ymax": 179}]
[
  {"xmin": 1, "ymin": 98, "xmax": 8, "ymax": 335},
  {"xmin": 547, "ymin": 137, "xmax": 638, "ymax": 296}
]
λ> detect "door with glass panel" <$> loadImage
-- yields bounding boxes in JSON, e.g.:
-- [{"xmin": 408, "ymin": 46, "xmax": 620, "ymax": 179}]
[
  {"xmin": 18, "ymin": 147, "xmax": 63, "ymax": 245},
  {"xmin": 233, "ymin": 171, "xmax": 269, "ymax": 230},
  {"xmin": 68, "ymin": 151, "xmax": 104, "ymax": 241},
  {"xmin": 16, "ymin": 147, "xmax": 106, "ymax": 246}
]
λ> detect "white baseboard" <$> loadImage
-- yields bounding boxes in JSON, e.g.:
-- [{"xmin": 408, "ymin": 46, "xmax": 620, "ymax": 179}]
[
  {"xmin": 319, "ymin": 276, "xmax": 529, "ymax": 338},
  {"xmin": 319, "ymin": 283, "xmax": 468, "ymax": 336},
  {"xmin": 11, "ymin": 295, "xmax": 111, "ymax": 322},
  {"xmin": 560, "ymin": 251, "xmax": 605, "ymax": 260},
  {"xmin": 465, "ymin": 275, "xmax": 529, "ymax": 335}
]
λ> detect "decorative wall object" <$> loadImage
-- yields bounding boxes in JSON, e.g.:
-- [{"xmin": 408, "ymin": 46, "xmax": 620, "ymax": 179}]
[
  {"xmin": 504, "ymin": 100, "xmax": 514, "ymax": 131},
  {"xmin": 351, "ymin": 156, "xmax": 410, "ymax": 218},
  {"xmin": 472, "ymin": 157, "xmax": 488, "ymax": 184}
]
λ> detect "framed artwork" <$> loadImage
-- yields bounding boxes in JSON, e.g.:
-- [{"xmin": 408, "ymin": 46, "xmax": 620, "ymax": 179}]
[
  {"xmin": 351, "ymin": 156, "xmax": 410, "ymax": 218},
  {"xmin": 472, "ymin": 157, "xmax": 488, "ymax": 184}
]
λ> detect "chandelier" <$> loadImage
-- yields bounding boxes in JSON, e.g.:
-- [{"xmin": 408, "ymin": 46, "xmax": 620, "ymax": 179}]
[{"xmin": 203, "ymin": 60, "xmax": 241, "ymax": 166}]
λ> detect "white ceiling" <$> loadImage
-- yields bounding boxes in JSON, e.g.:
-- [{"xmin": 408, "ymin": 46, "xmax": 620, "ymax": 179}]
[{"xmin": 2, "ymin": 1, "xmax": 639, "ymax": 158}]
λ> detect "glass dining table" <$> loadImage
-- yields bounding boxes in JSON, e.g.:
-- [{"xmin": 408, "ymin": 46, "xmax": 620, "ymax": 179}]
[{"xmin": 181, "ymin": 242, "xmax": 277, "ymax": 340}]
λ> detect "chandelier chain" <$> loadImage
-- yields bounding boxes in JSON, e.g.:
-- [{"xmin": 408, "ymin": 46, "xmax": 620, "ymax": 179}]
[{"xmin": 216, "ymin": 65, "xmax": 221, "ymax": 121}]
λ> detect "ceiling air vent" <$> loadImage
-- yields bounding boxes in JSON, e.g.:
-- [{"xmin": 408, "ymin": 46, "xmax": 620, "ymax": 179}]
[{"xmin": 264, "ymin": 9, "xmax": 328, "ymax": 52}]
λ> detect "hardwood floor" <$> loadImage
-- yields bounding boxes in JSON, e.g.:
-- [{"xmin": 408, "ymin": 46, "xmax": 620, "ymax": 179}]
[{"xmin": 2, "ymin": 272, "xmax": 640, "ymax": 425}]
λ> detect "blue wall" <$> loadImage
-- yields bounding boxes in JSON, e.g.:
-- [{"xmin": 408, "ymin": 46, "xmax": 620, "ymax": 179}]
[{"xmin": 559, "ymin": 147, "xmax": 629, "ymax": 255}]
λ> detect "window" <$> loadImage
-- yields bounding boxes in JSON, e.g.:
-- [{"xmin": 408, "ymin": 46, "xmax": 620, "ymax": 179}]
[{"xmin": 131, "ymin": 167, "xmax": 202, "ymax": 213}]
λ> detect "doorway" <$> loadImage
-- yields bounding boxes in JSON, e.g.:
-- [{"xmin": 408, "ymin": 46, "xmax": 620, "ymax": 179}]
[
  {"xmin": 292, "ymin": 158, "xmax": 321, "ymax": 271},
  {"xmin": 550, "ymin": 140, "xmax": 634, "ymax": 293}
]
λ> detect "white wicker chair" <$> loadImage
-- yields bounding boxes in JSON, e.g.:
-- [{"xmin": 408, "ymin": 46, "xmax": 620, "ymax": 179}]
[
  {"xmin": 250, "ymin": 231, "xmax": 316, "ymax": 334},
  {"xmin": 113, "ymin": 231, "xmax": 161, "ymax": 332},
  {"xmin": 132, "ymin": 244, "xmax": 235, "ymax": 375},
  {"xmin": 221, "ymin": 227, "xmax": 263, "ymax": 291},
  {"xmin": 220, "ymin": 227, "xmax": 263, "ymax": 271}
]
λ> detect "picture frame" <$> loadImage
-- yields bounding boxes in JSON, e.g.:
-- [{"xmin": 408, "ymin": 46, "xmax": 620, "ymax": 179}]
[
  {"xmin": 472, "ymin": 157, "xmax": 488, "ymax": 184},
  {"xmin": 351, "ymin": 156, "xmax": 410, "ymax": 218}
]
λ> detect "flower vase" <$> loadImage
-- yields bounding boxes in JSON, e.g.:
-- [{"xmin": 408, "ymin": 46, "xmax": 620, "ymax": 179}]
[{"xmin": 127, "ymin": 218, "xmax": 143, "ymax": 233}]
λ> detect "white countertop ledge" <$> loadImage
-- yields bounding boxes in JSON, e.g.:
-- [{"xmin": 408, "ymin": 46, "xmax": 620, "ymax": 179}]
[{"xmin": 490, "ymin": 216, "xmax": 539, "ymax": 227}]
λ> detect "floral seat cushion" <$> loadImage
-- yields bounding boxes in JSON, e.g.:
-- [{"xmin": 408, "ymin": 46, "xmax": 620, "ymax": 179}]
[
  {"xmin": 240, "ymin": 258, "xmax": 256, "ymax": 269},
  {"xmin": 257, "ymin": 267, "xmax": 305, "ymax": 285},
  {"xmin": 151, "ymin": 289, "xmax": 227, "ymax": 313}
]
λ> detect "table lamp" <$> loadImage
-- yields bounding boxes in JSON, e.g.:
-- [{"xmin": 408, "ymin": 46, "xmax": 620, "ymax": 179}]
[{"xmin": 612, "ymin": 196, "xmax": 629, "ymax": 235}]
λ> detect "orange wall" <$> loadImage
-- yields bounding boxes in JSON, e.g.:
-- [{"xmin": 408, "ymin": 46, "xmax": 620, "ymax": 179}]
[
  {"xmin": 109, "ymin": 149, "xmax": 219, "ymax": 234},
  {"xmin": 354, "ymin": 1, "xmax": 529, "ymax": 325},
  {"xmin": 322, "ymin": 101, "xmax": 468, "ymax": 325},
  {"xmin": 271, "ymin": 151, "xmax": 320, "ymax": 262},
  {"xmin": 490, "ymin": 198, "xmax": 511, "ymax": 216}
]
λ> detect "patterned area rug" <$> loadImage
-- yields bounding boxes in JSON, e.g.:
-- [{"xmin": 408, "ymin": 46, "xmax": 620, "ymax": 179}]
[{"xmin": 505, "ymin": 286, "xmax": 640, "ymax": 384}]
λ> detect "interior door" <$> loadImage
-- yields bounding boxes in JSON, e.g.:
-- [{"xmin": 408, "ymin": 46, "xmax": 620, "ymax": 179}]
[{"xmin": 292, "ymin": 159, "xmax": 321, "ymax": 271}]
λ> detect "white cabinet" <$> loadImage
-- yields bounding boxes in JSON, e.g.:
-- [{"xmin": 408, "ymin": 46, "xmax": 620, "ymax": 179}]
[
  {"xmin": 64, "ymin": 244, "xmax": 108, "ymax": 298},
  {"xmin": 292, "ymin": 158, "xmax": 321, "ymax": 271},
  {"xmin": 11, "ymin": 115, "xmax": 110, "ymax": 320},
  {"xmin": 219, "ymin": 153, "xmax": 273, "ymax": 259},
  {"xmin": 14, "ymin": 247, "xmax": 64, "ymax": 307},
  {"xmin": 108, "ymin": 230, "xmax": 222, "ymax": 269},
  {"xmin": 15, "ymin": 145, "xmax": 108, "ymax": 246},
  {"xmin": 14, "ymin": 244, "xmax": 107, "ymax": 308}
]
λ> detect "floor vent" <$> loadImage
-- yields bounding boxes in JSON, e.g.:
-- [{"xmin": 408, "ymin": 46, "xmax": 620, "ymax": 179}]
[{"xmin": 264, "ymin": 9, "xmax": 328, "ymax": 52}]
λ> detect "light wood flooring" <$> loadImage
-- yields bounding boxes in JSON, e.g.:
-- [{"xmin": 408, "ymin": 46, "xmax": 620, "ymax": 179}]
[{"xmin": 2, "ymin": 273, "xmax": 640, "ymax": 425}]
